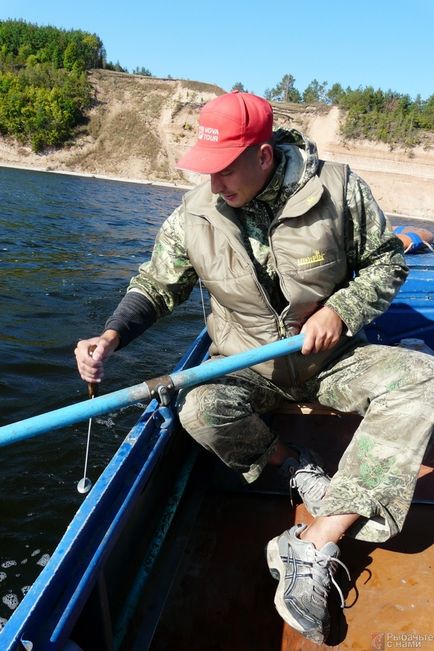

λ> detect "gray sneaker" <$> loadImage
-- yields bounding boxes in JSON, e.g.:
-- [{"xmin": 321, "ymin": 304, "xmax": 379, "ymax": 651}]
[
  {"xmin": 266, "ymin": 524, "xmax": 350, "ymax": 645},
  {"xmin": 280, "ymin": 447, "xmax": 331, "ymax": 516}
]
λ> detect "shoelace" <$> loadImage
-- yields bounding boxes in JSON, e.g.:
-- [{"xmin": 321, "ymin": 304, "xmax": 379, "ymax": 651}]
[
  {"xmin": 313, "ymin": 549, "xmax": 351, "ymax": 609},
  {"xmin": 290, "ymin": 465, "xmax": 324, "ymax": 499},
  {"xmin": 290, "ymin": 465, "xmax": 329, "ymax": 501}
]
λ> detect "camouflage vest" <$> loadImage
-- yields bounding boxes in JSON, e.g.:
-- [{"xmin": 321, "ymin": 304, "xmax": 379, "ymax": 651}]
[{"xmin": 183, "ymin": 161, "xmax": 362, "ymax": 387}]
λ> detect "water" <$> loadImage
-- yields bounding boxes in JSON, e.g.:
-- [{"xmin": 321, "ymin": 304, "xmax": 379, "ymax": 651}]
[
  {"xmin": 1, "ymin": 166, "xmax": 433, "ymax": 624},
  {"xmin": 0, "ymin": 167, "xmax": 205, "ymax": 623}
]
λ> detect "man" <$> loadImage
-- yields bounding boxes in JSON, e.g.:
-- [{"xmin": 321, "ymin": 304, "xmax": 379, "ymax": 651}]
[{"xmin": 75, "ymin": 92, "xmax": 434, "ymax": 644}]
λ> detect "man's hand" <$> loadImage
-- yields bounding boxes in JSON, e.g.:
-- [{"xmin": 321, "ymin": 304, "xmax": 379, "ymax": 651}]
[
  {"xmin": 74, "ymin": 329, "xmax": 120, "ymax": 383},
  {"xmin": 300, "ymin": 306, "xmax": 343, "ymax": 355}
]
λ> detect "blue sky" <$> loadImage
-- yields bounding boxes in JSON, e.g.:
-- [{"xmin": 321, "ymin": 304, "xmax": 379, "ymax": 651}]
[{"xmin": 2, "ymin": 0, "xmax": 433, "ymax": 100}]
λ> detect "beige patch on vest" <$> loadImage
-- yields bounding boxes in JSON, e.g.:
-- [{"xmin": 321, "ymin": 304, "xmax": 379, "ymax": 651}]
[{"xmin": 296, "ymin": 250, "xmax": 326, "ymax": 267}]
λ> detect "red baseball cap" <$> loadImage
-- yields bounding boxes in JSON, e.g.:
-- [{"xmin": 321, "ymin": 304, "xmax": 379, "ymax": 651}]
[{"xmin": 176, "ymin": 91, "xmax": 273, "ymax": 174}]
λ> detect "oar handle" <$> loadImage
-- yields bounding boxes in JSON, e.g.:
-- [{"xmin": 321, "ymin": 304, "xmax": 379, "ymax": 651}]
[
  {"xmin": 88, "ymin": 384, "xmax": 98, "ymax": 399},
  {"xmin": 87, "ymin": 345, "xmax": 98, "ymax": 399}
]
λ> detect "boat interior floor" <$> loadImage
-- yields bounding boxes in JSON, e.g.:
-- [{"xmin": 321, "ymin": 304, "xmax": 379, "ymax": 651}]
[{"xmin": 134, "ymin": 413, "xmax": 434, "ymax": 651}]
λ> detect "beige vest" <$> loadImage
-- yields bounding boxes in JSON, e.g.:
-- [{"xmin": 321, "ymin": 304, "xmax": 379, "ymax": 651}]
[{"xmin": 183, "ymin": 161, "xmax": 363, "ymax": 387}]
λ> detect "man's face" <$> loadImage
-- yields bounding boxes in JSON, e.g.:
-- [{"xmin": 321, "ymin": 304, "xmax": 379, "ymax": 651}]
[{"xmin": 210, "ymin": 146, "xmax": 272, "ymax": 208}]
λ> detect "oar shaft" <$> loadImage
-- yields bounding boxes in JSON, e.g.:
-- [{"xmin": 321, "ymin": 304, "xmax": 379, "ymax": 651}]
[
  {"xmin": 171, "ymin": 334, "xmax": 305, "ymax": 389},
  {"xmin": 0, "ymin": 334, "xmax": 304, "ymax": 447},
  {"xmin": 0, "ymin": 383, "xmax": 152, "ymax": 448}
]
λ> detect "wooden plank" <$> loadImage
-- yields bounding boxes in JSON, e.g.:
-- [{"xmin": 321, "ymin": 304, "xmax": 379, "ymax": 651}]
[{"xmin": 148, "ymin": 490, "xmax": 293, "ymax": 651}]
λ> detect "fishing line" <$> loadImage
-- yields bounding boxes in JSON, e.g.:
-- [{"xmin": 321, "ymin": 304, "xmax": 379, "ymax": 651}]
[
  {"xmin": 77, "ymin": 346, "xmax": 97, "ymax": 495},
  {"xmin": 77, "ymin": 395, "xmax": 94, "ymax": 494}
]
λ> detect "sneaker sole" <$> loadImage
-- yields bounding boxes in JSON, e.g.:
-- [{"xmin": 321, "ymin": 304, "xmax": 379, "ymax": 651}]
[{"xmin": 266, "ymin": 536, "xmax": 325, "ymax": 645}]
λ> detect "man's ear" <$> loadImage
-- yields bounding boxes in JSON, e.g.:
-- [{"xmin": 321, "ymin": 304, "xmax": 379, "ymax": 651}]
[{"xmin": 259, "ymin": 143, "xmax": 274, "ymax": 170}]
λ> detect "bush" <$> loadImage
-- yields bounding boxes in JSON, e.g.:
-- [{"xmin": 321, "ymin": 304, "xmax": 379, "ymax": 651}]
[
  {"xmin": 0, "ymin": 20, "xmax": 96, "ymax": 151},
  {"xmin": 335, "ymin": 86, "xmax": 432, "ymax": 147}
]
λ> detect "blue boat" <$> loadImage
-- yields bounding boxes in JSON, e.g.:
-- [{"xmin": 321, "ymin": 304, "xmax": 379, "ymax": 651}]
[{"xmin": 0, "ymin": 251, "xmax": 433, "ymax": 650}]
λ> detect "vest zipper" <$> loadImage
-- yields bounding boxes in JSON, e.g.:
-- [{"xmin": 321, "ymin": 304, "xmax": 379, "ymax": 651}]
[
  {"xmin": 260, "ymin": 201, "xmax": 291, "ymax": 339},
  {"xmin": 276, "ymin": 317, "xmax": 287, "ymax": 339},
  {"xmin": 251, "ymin": 273, "xmax": 284, "ymax": 337}
]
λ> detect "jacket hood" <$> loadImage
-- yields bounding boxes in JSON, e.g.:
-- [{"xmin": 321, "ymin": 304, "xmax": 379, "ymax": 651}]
[{"xmin": 272, "ymin": 128, "xmax": 319, "ymax": 200}]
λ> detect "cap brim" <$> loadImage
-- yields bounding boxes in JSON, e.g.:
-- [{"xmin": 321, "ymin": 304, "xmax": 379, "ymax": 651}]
[{"xmin": 176, "ymin": 142, "xmax": 248, "ymax": 174}]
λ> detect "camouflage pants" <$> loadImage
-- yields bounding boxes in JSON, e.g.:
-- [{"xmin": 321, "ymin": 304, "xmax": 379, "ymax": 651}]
[{"xmin": 178, "ymin": 344, "xmax": 434, "ymax": 542}]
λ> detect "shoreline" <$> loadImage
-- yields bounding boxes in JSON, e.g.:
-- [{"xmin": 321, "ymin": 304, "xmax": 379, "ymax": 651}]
[
  {"xmin": 0, "ymin": 161, "xmax": 193, "ymax": 191},
  {"xmin": 0, "ymin": 160, "xmax": 431, "ymax": 224}
]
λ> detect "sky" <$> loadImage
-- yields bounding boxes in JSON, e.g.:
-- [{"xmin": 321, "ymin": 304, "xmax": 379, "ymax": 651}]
[{"xmin": 1, "ymin": 0, "xmax": 433, "ymax": 100}]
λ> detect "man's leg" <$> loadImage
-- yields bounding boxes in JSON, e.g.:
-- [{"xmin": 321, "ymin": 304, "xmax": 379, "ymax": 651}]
[
  {"xmin": 177, "ymin": 366, "xmax": 285, "ymax": 481},
  {"xmin": 178, "ymin": 365, "xmax": 330, "ymax": 503},
  {"xmin": 315, "ymin": 343, "xmax": 434, "ymax": 541},
  {"xmin": 267, "ymin": 344, "xmax": 434, "ymax": 644}
]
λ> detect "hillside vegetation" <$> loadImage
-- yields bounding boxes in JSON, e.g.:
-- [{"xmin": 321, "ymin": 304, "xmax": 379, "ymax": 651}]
[
  {"xmin": 0, "ymin": 20, "xmax": 104, "ymax": 151},
  {"xmin": 263, "ymin": 73, "xmax": 434, "ymax": 149}
]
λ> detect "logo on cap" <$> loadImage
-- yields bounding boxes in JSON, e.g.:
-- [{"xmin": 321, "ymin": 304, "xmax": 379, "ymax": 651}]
[{"xmin": 198, "ymin": 125, "xmax": 219, "ymax": 142}]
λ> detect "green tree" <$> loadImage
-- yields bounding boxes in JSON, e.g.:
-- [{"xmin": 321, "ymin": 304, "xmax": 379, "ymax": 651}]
[
  {"xmin": 231, "ymin": 81, "xmax": 247, "ymax": 92},
  {"xmin": 132, "ymin": 66, "xmax": 152, "ymax": 76},
  {"xmin": 0, "ymin": 20, "xmax": 104, "ymax": 71},
  {"xmin": 335, "ymin": 84, "xmax": 430, "ymax": 147},
  {"xmin": 264, "ymin": 73, "xmax": 301, "ymax": 103},
  {"xmin": 104, "ymin": 60, "xmax": 127, "ymax": 72},
  {"xmin": 418, "ymin": 94, "xmax": 434, "ymax": 130},
  {"xmin": 302, "ymin": 79, "xmax": 329, "ymax": 104},
  {"xmin": 326, "ymin": 82, "xmax": 346, "ymax": 105},
  {"xmin": 63, "ymin": 40, "xmax": 83, "ymax": 71}
]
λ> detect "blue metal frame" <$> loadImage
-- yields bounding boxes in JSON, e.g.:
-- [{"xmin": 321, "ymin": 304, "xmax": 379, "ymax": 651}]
[{"xmin": 365, "ymin": 253, "xmax": 434, "ymax": 347}]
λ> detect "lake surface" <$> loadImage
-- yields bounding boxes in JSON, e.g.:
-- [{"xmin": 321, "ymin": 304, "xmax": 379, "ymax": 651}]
[
  {"xmin": 0, "ymin": 167, "xmax": 205, "ymax": 624},
  {"xmin": 0, "ymin": 165, "xmax": 432, "ymax": 625}
]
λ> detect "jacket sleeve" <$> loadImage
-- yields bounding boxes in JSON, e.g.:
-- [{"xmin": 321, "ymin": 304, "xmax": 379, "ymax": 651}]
[
  {"xmin": 103, "ymin": 291, "xmax": 158, "ymax": 349},
  {"xmin": 103, "ymin": 204, "xmax": 198, "ymax": 347},
  {"xmin": 324, "ymin": 171, "xmax": 409, "ymax": 335},
  {"xmin": 126, "ymin": 204, "xmax": 198, "ymax": 317}
]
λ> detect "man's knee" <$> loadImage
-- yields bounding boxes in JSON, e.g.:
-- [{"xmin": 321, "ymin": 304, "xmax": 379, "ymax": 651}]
[
  {"xmin": 178, "ymin": 380, "xmax": 254, "ymax": 433},
  {"xmin": 178, "ymin": 385, "xmax": 208, "ymax": 435}
]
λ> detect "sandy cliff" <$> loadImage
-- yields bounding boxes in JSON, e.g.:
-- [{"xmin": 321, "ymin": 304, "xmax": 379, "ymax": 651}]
[{"xmin": 0, "ymin": 69, "xmax": 433, "ymax": 219}]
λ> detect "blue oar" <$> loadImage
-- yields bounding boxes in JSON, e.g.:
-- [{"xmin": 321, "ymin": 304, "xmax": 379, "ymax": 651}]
[{"xmin": 0, "ymin": 334, "xmax": 304, "ymax": 447}]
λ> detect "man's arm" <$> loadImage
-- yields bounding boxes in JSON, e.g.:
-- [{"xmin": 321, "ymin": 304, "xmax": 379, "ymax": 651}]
[
  {"xmin": 126, "ymin": 204, "xmax": 198, "ymax": 316},
  {"xmin": 324, "ymin": 171, "xmax": 408, "ymax": 335},
  {"xmin": 75, "ymin": 204, "xmax": 197, "ymax": 382}
]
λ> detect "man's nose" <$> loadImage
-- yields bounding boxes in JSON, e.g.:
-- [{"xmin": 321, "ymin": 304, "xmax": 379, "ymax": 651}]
[{"xmin": 210, "ymin": 173, "xmax": 224, "ymax": 195}]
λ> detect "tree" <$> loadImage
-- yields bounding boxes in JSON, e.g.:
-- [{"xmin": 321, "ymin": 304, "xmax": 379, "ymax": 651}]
[
  {"xmin": 264, "ymin": 73, "xmax": 301, "ymax": 103},
  {"xmin": 418, "ymin": 94, "xmax": 434, "ymax": 130},
  {"xmin": 231, "ymin": 81, "xmax": 247, "ymax": 92},
  {"xmin": 302, "ymin": 79, "xmax": 329, "ymax": 104},
  {"xmin": 132, "ymin": 66, "xmax": 152, "ymax": 76},
  {"xmin": 326, "ymin": 82, "xmax": 346, "ymax": 105},
  {"xmin": 63, "ymin": 40, "xmax": 84, "ymax": 71},
  {"xmin": 104, "ymin": 60, "xmax": 127, "ymax": 72}
]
